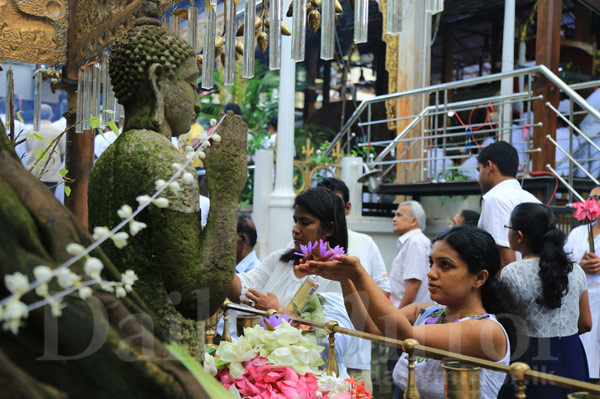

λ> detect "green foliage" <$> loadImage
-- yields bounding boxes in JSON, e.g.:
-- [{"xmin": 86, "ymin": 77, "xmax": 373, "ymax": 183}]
[
  {"xmin": 165, "ymin": 342, "xmax": 235, "ymax": 399},
  {"xmin": 350, "ymin": 144, "xmax": 376, "ymax": 159}
]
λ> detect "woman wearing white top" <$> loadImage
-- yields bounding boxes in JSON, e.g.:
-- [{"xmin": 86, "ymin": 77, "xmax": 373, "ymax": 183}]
[
  {"xmin": 500, "ymin": 202, "xmax": 591, "ymax": 398},
  {"xmin": 228, "ymin": 187, "xmax": 355, "ymax": 376},
  {"xmin": 298, "ymin": 224, "xmax": 514, "ymax": 399},
  {"xmin": 564, "ymin": 186, "xmax": 600, "ymax": 382}
]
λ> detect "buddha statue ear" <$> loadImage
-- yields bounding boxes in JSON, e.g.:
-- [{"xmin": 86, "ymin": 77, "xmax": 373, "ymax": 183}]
[{"xmin": 148, "ymin": 63, "xmax": 165, "ymax": 129}]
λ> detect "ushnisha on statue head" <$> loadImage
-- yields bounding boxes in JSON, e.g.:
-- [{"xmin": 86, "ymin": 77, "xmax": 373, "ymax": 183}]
[{"xmin": 109, "ymin": 0, "xmax": 200, "ymax": 137}]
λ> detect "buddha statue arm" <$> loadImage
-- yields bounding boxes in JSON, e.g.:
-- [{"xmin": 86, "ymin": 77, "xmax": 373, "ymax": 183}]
[{"xmin": 158, "ymin": 113, "xmax": 248, "ymax": 319}]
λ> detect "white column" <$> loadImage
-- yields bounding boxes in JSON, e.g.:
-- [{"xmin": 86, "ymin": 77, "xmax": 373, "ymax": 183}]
[
  {"xmin": 339, "ymin": 156, "xmax": 363, "ymax": 220},
  {"xmin": 267, "ymin": 2, "xmax": 296, "ymax": 254},
  {"xmin": 252, "ymin": 149, "xmax": 274, "ymax": 259},
  {"xmin": 500, "ymin": 0, "xmax": 515, "ymax": 140}
]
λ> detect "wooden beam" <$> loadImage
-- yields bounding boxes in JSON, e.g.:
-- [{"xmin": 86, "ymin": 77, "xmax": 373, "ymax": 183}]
[{"xmin": 532, "ymin": 0, "xmax": 562, "ymax": 173}]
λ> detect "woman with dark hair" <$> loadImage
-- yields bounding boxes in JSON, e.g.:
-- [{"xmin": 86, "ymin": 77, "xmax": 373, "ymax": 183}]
[
  {"xmin": 298, "ymin": 224, "xmax": 514, "ymax": 399},
  {"xmin": 498, "ymin": 202, "xmax": 591, "ymax": 398},
  {"xmin": 228, "ymin": 187, "xmax": 354, "ymax": 375},
  {"xmin": 449, "ymin": 209, "xmax": 480, "ymax": 228}
]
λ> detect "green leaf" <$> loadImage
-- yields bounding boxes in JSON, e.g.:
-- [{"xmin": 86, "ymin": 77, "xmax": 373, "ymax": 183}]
[
  {"xmin": 16, "ymin": 111, "xmax": 23, "ymax": 123},
  {"xmin": 64, "ymin": 186, "xmax": 71, "ymax": 197},
  {"xmin": 103, "ymin": 109, "xmax": 115, "ymax": 114},
  {"xmin": 107, "ymin": 120, "xmax": 119, "ymax": 136},
  {"xmin": 34, "ymin": 149, "xmax": 44, "ymax": 159},
  {"xmin": 59, "ymin": 168, "xmax": 68, "ymax": 176},
  {"xmin": 33, "ymin": 132, "xmax": 44, "ymax": 141},
  {"xmin": 90, "ymin": 116, "xmax": 101, "ymax": 130},
  {"xmin": 165, "ymin": 342, "xmax": 234, "ymax": 399}
]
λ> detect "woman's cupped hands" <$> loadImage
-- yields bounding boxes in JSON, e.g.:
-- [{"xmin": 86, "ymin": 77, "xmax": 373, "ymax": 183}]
[{"xmin": 295, "ymin": 254, "xmax": 362, "ymax": 282}]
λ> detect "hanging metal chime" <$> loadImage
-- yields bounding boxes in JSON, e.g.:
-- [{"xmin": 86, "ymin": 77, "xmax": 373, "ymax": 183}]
[
  {"xmin": 353, "ymin": 0, "xmax": 368, "ymax": 43},
  {"xmin": 188, "ymin": 0, "xmax": 199, "ymax": 52},
  {"xmin": 169, "ymin": 12, "xmax": 180, "ymax": 35},
  {"xmin": 291, "ymin": 0, "xmax": 307, "ymax": 61},
  {"xmin": 32, "ymin": 69, "xmax": 43, "ymax": 132},
  {"xmin": 386, "ymin": 0, "xmax": 401, "ymax": 35},
  {"xmin": 269, "ymin": 0, "xmax": 282, "ymax": 70},
  {"xmin": 243, "ymin": 0, "xmax": 256, "ymax": 78},
  {"xmin": 82, "ymin": 64, "xmax": 92, "ymax": 130},
  {"xmin": 202, "ymin": 0, "xmax": 218, "ymax": 89},
  {"xmin": 76, "ymin": 67, "xmax": 84, "ymax": 133},
  {"xmin": 224, "ymin": 0, "xmax": 237, "ymax": 85},
  {"xmin": 425, "ymin": 0, "xmax": 444, "ymax": 14},
  {"xmin": 320, "ymin": 0, "xmax": 335, "ymax": 60},
  {"xmin": 91, "ymin": 62, "xmax": 102, "ymax": 124}
]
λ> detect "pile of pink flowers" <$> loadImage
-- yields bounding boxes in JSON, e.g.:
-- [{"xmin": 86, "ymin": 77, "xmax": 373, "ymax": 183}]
[{"xmin": 295, "ymin": 239, "xmax": 345, "ymax": 262}]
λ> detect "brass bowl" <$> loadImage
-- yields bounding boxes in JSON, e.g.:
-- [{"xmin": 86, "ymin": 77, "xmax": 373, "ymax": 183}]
[
  {"xmin": 442, "ymin": 361, "xmax": 481, "ymax": 399},
  {"xmin": 236, "ymin": 314, "xmax": 262, "ymax": 337}
]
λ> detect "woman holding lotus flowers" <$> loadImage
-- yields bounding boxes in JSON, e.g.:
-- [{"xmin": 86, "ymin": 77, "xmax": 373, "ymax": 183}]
[{"xmin": 228, "ymin": 187, "xmax": 356, "ymax": 377}]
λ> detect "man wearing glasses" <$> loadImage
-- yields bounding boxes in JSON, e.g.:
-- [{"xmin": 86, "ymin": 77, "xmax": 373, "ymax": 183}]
[{"xmin": 476, "ymin": 141, "xmax": 540, "ymax": 268}]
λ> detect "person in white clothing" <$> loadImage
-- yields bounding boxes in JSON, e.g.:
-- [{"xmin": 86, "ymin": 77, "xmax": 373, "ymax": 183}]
[
  {"xmin": 318, "ymin": 178, "xmax": 390, "ymax": 389},
  {"xmin": 298, "ymin": 224, "xmax": 514, "ymax": 399},
  {"xmin": 564, "ymin": 186, "xmax": 600, "ymax": 381},
  {"xmin": 477, "ymin": 141, "xmax": 541, "ymax": 268},
  {"xmin": 389, "ymin": 201, "xmax": 431, "ymax": 309},
  {"xmin": 459, "ymin": 136, "xmax": 495, "ymax": 180},
  {"xmin": 24, "ymin": 104, "xmax": 65, "ymax": 193},
  {"xmin": 228, "ymin": 187, "xmax": 355, "ymax": 377},
  {"xmin": 217, "ymin": 215, "xmax": 260, "ymax": 339}
]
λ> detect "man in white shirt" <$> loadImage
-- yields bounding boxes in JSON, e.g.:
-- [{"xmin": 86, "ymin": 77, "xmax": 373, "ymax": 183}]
[
  {"xmin": 477, "ymin": 141, "xmax": 540, "ymax": 268},
  {"xmin": 217, "ymin": 215, "xmax": 260, "ymax": 339},
  {"xmin": 317, "ymin": 178, "xmax": 390, "ymax": 390},
  {"xmin": 389, "ymin": 201, "xmax": 431, "ymax": 309}
]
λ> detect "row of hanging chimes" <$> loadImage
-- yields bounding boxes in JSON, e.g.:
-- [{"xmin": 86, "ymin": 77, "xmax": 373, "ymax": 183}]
[{"xmin": 75, "ymin": 52, "xmax": 121, "ymax": 134}]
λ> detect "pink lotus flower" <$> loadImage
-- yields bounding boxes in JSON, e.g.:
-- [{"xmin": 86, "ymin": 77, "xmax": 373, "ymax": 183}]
[
  {"xmin": 295, "ymin": 239, "xmax": 346, "ymax": 262},
  {"xmin": 573, "ymin": 198, "xmax": 600, "ymax": 222}
]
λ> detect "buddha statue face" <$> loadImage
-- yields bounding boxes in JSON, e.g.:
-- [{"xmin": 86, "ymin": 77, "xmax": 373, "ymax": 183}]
[{"xmin": 109, "ymin": 18, "xmax": 200, "ymax": 137}]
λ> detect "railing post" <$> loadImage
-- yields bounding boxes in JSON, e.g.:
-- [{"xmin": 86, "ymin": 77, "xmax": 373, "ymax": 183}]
[
  {"xmin": 222, "ymin": 300, "xmax": 232, "ymax": 342},
  {"xmin": 403, "ymin": 338, "xmax": 420, "ymax": 399},
  {"xmin": 324, "ymin": 321, "xmax": 339, "ymax": 376},
  {"xmin": 509, "ymin": 362, "xmax": 531, "ymax": 399}
]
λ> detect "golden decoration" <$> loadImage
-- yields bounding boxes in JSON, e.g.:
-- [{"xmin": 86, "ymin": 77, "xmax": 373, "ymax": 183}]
[
  {"xmin": 221, "ymin": 300, "xmax": 232, "ymax": 343},
  {"xmin": 403, "ymin": 338, "xmax": 420, "ymax": 399},
  {"xmin": 292, "ymin": 139, "xmax": 343, "ymax": 194},
  {"xmin": 257, "ymin": 32, "xmax": 268, "ymax": 53},
  {"xmin": 442, "ymin": 361, "xmax": 481, "ymax": 399},
  {"xmin": 510, "ymin": 362, "xmax": 531, "ymax": 399},
  {"xmin": 308, "ymin": 10, "xmax": 321, "ymax": 34},
  {"xmin": 324, "ymin": 321, "xmax": 339, "ymax": 377}
]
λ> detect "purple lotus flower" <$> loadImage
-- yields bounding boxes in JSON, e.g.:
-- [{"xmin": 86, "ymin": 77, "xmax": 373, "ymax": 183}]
[
  {"xmin": 295, "ymin": 239, "xmax": 346, "ymax": 261},
  {"xmin": 261, "ymin": 313, "xmax": 291, "ymax": 331}
]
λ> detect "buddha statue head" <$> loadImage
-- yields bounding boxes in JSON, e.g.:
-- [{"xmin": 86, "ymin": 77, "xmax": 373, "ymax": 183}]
[{"xmin": 109, "ymin": 0, "xmax": 200, "ymax": 138}]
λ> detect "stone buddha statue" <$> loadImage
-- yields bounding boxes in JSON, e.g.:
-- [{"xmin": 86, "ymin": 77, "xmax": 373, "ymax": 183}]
[{"xmin": 88, "ymin": 0, "xmax": 247, "ymax": 357}]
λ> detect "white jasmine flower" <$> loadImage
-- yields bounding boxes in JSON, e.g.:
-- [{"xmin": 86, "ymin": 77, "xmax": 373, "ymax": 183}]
[
  {"xmin": 171, "ymin": 162, "xmax": 182, "ymax": 172},
  {"xmin": 136, "ymin": 195, "xmax": 152, "ymax": 207},
  {"xmin": 3, "ymin": 299, "xmax": 29, "ymax": 334},
  {"xmin": 210, "ymin": 118, "xmax": 217, "ymax": 127},
  {"xmin": 129, "ymin": 220, "xmax": 147, "ymax": 236},
  {"xmin": 183, "ymin": 145, "xmax": 194, "ymax": 153},
  {"xmin": 317, "ymin": 373, "xmax": 350, "ymax": 396},
  {"xmin": 65, "ymin": 243, "xmax": 86, "ymax": 256},
  {"xmin": 154, "ymin": 179, "xmax": 168, "ymax": 191},
  {"xmin": 182, "ymin": 172, "xmax": 195, "ymax": 185},
  {"xmin": 5, "ymin": 272, "xmax": 29, "ymax": 296},
  {"xmin": 50, "ymin": 298, "xmax": 64, "ymax": 317},
  {"xmin": 115, "ymin": 286, "xmax": 127, "ymax": 298},
  {"xmin": 56, "ymin": 269, "xmax": 80, "ymax": 289},
  {"xmin": 153, "ymin": 197, "xmax": 169, "ymax": 208},
  {"xmin": 168, "ymin": 181, "xmax": 180, "ymax": 195},
  {"xmin": 111, "ymin": 232, "xmax": 129, "ymax": 249},
  {"xmin": 84, "ymin": 257, "xmax": 103, "ymax": 279},
  {"xmin": 117, "ymin": 205, "xmax": 133, "ymax": 219},
  {"xmin": 33, "ymin": 266, "xmax": 53, "ymax": 297},
  {"xmin": 211, "ymin": 134, "xmax": 221, "ymax": 143},
  {"xmin": 185, "ymin": 151, "xmax": 195, "ymax": 160},
  {"xmin": 100, "ymin": 283, "xmax": 114, "ymax": 293},
  {"xmin": 78, "ymin": 286, "xmax": 93, "ymax": 300},
  {"xmin": 92, "ymin": 226, "xmax": 111, "ymax": 241},
  {"xmin": 121, "ymin": 270, "xmax": 138, "ymax": 292},
  {"xmin": 197, "ymin": 150, "xmax": 206, "ymax": 160}
]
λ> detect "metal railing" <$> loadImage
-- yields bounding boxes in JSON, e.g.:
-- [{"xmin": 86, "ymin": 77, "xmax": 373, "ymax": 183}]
[
  {"xmin": 323, "ymin": 66, "xmax": 600, "ymax": 201},
  {"xmin": 215, "ymin": 301, "xmax": 600, "ymax": 398}
]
